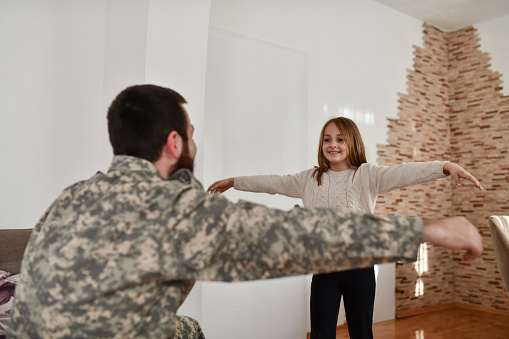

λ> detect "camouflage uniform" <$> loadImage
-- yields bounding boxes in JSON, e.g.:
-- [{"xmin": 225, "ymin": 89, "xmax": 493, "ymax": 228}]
[
  {"xmin": 9, "ymin": 155, "xmax": 423, "ymax": 338},
  {"xmin": 174, "ymin": 316, "xmax": 204, "ymax": 339}
]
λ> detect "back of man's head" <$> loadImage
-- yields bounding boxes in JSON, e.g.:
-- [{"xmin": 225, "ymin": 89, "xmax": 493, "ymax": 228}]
[{"xmin": 107, "ymin": 84, "xmax": 188, "ymax": 162}]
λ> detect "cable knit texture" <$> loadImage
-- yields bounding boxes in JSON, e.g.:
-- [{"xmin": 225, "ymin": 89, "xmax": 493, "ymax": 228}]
[{"xmin": 235, "ymin": 161, "xmax": 448, "ymax": 213}]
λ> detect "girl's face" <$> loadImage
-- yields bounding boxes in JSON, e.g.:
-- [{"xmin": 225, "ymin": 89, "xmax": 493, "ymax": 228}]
[{"xmin": 322, "ymin": 122, "xmax": 350, "ymax": 171}]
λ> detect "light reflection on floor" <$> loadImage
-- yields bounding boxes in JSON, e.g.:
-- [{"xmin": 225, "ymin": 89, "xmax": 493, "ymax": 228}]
[
  {"xmin": 333, "ymin": 304, "xmax": 509, "ymax": 339},
  {"xmin": 414, "ymin": 243, "xmax": 428, "ymax": 297}
]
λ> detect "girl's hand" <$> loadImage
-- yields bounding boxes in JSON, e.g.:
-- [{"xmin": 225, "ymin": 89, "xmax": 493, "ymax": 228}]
[
  {"xmin": 443, "ymin": 162, "xmax": 483, "ymax": 190},
  {"xmin": 207, "ymin": 178, "xmax": 234, "ymax": 194}
]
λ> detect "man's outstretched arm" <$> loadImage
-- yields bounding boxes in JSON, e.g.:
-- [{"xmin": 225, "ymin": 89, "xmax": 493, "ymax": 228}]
[{"xmin": 166, "ymin": 186, "xmax": 483, "ymax": 282}]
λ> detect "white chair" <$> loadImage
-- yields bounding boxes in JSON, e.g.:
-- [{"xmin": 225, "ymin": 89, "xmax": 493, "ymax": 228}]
[{"xmin": 488, "ymin": 215, "xmax": 509, "ymax": 296}]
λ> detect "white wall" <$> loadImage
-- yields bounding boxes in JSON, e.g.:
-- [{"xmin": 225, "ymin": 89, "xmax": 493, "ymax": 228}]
[
  {"xmin": 0, "ymin": 0, "xmax": 152, "ymax": 228},
  {"xmin": 1, "ymin": 1, "xmax": 509, "ymax": 338},
  {"xmin": 0, "ymin": 0, "xmax": 210, "ymax": 227},
  {"xmin": 0, "ymin": 0, "xmax": 211, "ymax": 327},
  {"xmin": 101, "ymin": 0, "xmax": 151, "ymax": 169},
  {"xmin": 204, "ymin": 0, "xmax": 424, "ymax": 336},
  {"xmin": 477, "ymin": 14, "xmax": 509, "ymax": 96},
  {"xmin": 1, "ymin": 1, "xmax": 109, "ymax": 229},
  {"xmin": 208, "ymin": 0, "xmax": 426, "ymax": 167}
]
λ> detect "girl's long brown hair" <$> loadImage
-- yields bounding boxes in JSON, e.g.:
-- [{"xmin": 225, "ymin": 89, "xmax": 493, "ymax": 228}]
[{"xmin": 311, "ymin": 117, "xmax": 367, "ymax": 186}]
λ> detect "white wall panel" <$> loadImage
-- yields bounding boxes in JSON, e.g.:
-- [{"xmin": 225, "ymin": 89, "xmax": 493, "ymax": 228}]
[{"xmin": 203, "ymin": 27, "xmax": 308, "ymax": 339}]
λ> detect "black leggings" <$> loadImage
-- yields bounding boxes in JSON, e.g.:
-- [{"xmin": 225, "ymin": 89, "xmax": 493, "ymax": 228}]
[{"xmin": 310, "ymin": 267, "xmax": 375, "ymax": 339}]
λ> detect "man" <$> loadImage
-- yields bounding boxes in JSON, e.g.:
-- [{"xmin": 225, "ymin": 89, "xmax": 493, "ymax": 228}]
[{"xmin": 9, "ymin": 84, "xmax": 482, "ymax": 338}]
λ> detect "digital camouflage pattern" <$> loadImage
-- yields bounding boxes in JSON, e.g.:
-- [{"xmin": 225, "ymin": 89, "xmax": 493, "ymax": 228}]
[
  {"xmin": 9, "ymin": 155, "xmax": 424, "ymax": 338},
  {"xmin": 174, "ymin": 316, "xmax": 204, "ymax": 339}
]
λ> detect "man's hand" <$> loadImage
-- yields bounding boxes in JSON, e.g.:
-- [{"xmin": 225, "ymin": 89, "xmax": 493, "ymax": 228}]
[{"xmin": 422, "ymin": 216, "xmax": 483, "ymax": 261}]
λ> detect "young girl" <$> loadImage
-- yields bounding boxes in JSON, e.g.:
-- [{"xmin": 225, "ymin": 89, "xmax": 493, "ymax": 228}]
[{"xmin": 207, "ymin": 117, "xmax": 483, "ymax": 339}]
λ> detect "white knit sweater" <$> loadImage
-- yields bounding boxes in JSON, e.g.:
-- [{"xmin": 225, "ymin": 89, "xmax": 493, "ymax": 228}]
[{"xmin": 234, "ymin": 161, "xmax": 448, "ymax": 213}]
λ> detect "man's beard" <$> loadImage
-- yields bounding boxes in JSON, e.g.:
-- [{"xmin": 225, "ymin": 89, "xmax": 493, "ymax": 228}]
[{"xmin": 170, "ymin": 140, "xmax": 194, "ymax": 176}]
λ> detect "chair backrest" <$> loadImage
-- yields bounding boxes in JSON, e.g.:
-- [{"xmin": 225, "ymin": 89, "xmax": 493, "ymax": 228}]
[{"xmin": 488, "ymin": 216, "xmax": 509, "ymax": 297}]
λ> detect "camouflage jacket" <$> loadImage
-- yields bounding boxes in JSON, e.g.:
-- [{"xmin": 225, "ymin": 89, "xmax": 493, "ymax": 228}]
[{"xmin": 9, "ymin": 155, "xmax": 423, "ymax": 338}]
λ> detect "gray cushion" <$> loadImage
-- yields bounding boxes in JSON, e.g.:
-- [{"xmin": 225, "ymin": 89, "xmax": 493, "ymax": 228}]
[{"xmin": 0, "ymin": 229, "xmax": 32, "ymax": 274}]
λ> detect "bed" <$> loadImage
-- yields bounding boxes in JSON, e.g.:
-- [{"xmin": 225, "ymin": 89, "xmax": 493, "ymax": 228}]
[{"xmin": 0, "ymin": 228, "xmax": 32, "ymax": 338}]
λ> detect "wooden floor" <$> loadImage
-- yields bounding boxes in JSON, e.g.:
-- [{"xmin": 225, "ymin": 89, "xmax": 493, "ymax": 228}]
[{"xmin": 330, "ymin": 304, "xmax": 509, "ymax": 339}]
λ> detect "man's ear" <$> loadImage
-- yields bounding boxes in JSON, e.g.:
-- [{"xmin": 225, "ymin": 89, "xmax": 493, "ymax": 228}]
[{"xmin": 166, "ymin": 130, "xmax": 182, "ymax": 159}]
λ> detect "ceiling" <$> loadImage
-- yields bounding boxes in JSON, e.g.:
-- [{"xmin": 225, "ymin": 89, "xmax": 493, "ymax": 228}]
[{"xmin": 374, "ymin": 0, "xmax": 509, "ymax": 32}]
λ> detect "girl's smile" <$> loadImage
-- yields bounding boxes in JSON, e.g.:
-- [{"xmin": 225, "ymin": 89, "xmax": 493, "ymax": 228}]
[{"xmin": 322, "ymin": 122, "xmax": 350, "ymax": 171}]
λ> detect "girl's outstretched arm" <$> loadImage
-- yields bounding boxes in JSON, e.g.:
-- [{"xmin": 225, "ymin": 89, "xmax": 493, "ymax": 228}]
[
  {"xmin": 207, "ymin": 178, "xmax": 234, "ymax": 194},
  {"xmin": 443, "ymin": 162, "xmax": 483, "ymax": 190}
]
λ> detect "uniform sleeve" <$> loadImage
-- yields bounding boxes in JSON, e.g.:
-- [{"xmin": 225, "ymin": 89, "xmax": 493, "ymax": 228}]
[
  {"xmin": 18, "ymin": 182, "xmax": 82, "ymax": 274},
  {"xmin": 368, "ymin": 161, "xmax": 448, "ymax": 195},
  {"xmin": 161, "ymin": 188, "xmax": 424, "ymax": 283},
  {"xmin": 18, "ymin": 202, "xmax": 55, "ymax": 274},
  {"xmin": 233, "ymin": 170, "xmax": 311, "ymax": 199}
]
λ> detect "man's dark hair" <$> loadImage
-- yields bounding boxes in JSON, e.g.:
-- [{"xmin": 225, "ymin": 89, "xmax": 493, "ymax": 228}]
[{"xmin": 107, "ymin": 84, "xmax": 188, "ymax": 162}]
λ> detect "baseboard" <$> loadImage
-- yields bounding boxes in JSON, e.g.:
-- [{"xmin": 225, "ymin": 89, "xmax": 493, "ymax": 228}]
[{"xmin": 396, "ymin": 302, "xmax": 509, "ymax": 319}]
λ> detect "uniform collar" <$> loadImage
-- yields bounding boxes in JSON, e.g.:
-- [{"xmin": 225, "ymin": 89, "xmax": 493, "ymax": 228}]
[
  {"xmin": 108, "ymin": 155, "xmax": 163, "ymax": 178},
  {"xmin": 169, "ymin": 168, "xmax": 202, "ymax": 189},
  {"xmin": 107, "ymin": 155, "xmax": 203, "ymax": 189}
]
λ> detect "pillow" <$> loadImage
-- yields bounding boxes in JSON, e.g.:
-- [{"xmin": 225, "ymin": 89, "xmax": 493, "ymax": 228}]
[{"xmin": 0, "ymin": 270, "xmax": 19, "ymax": 338}]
